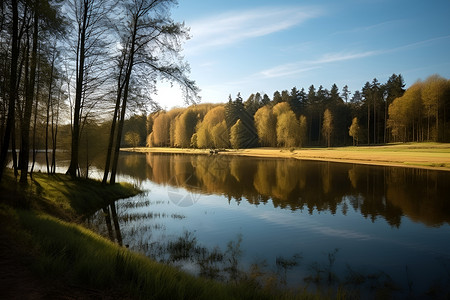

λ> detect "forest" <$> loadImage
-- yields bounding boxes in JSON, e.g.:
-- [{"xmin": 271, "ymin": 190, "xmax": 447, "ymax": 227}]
[
  {"xmin": 146, "ymin": 74, "xmax": 450, "ymax": 150},
  {"xmin": 0, "ymin": 0, "xmax": 198, "ymax": 184}
]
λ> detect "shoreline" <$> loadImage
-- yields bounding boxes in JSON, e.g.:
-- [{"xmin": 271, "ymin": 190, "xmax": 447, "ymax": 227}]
[{"xmin": 121, "ymin": 143, "xmax": 450, "ymax": 172}]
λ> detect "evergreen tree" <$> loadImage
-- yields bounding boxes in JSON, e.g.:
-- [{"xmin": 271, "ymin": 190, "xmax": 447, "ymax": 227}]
[
  {"xmin": 289, "ymin": 87, "xmax": 302, "ymax": 116},
  {"xmin": 341, "ymin": 85, "xmax": 351, "ymax": 103},
  {"xmin": 272, "ymin": 90, "xmax": 282, "ymax": 104}
]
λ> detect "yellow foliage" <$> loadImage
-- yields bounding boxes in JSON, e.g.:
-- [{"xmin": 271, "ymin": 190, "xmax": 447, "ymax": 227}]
[{"xmin": 254, "ymin": 106, "xmax": 277, "ymax": 147}]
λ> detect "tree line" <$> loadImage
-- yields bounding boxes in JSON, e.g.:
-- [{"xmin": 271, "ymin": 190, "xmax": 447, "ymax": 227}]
[
  {"xmin": 145, "ymin": 74, "xmax": 450, "ymax": 149},
  {"xmin": 0, "ymin": 0, "xmax": 198, "ymax": 184}
]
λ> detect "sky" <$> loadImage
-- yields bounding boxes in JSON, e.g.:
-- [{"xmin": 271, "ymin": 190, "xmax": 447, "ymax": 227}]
[{"xmin": 153, "ymin": 0, "xmax": 450, "ymax": 110}]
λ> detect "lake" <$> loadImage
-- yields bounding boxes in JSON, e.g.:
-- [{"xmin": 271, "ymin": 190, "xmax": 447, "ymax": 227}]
[{"xmin": 34, "ymin": 151, "xmax": 450, "ymax": 297}]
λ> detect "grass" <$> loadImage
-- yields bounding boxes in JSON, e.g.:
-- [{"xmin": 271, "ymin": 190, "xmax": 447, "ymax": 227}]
[
  {"xmin": 0, "ymin": 170, "xmax": 332, "ymax": 299},
  {"xmin": 1, "ymin": 170, "xmax": 139, "ymax": 221}
]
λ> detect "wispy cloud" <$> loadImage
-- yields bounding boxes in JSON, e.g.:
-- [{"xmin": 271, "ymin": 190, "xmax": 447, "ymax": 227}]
[
  {"xmin": 260, "ymin": 64, "xmax": 321, "ymax": 79},
  {"xmin": 257, "ymin": 34, "xmax": 450, "ymax": 80},
  {"xmin": 312, "ymin": 50, "xmax": 380, "ymax": 64},
  {"xmin": 186, "ymin": 6, "xmax": 323, "ymax": 55},
  {"xmin": 257, "ymin": 50, "xmax": 380, "ymax": 79}
]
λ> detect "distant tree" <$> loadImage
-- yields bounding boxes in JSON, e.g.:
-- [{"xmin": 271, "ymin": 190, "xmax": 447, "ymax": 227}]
[
  {"xmin": 254, "ymin": 106, "xmax": 277, "ymax": 147},
  {"xmin": 384, "ymin": 74, "xmax": 405, "ymax": 142},
  {"xmin": 262, "ymin": 94, "xmax": 271, "ymax": 106},
  {"xmin": 350, "ymin": 90, "xmax": 362, "ymax": 104},
  {"xmin": 349, "ymin": 117, "xmax": 360, "ymax": 146},
  {"xmin": 388, "ymin": 81, "xmax": 425, "ymax": 142},
  {"xmin": 152, "ymin": 112, "xmax": 170, "ymax": 146},
  {"xmin": 277, "ymin": 111, "xmax": 300, "ymax": 147},
  {"xmin": 211, "ymin": 120, "xmax": 229, "ymax": 148},
  {"xmin": 362, "ymin": 81, "xmax": 372, "ymax": 145},
  {"xmin": 244, "ymin": 93, "xmax": 262, "ymax": 116},
  {"xmin": 289, "ymin": 87, "xmax": 302, "ymax": 116},
  {"xmin": 273, "ymin": 91, "xmax": 282, "ymax": 104},
  {"xmin": 341, "ymin": 85, "xmax": 351, "ymax": 103},
  {"xmin": 281, "ymin": 90, "xmax": 290, "ymax": 103},
  {"xmin": 322, "ymin": 108, "xmax": 333, "ymax": 147},
  {"xmin": 329, "ymin": 84, "xmax": 342, "ymax": 105},
  {"xmin": 230, "ymin": 119, "xmax": 245, "ymax": 149},
  {"xmin": 125, "ymin": 131, "xmax": 140, "ymax": 147},
  {"xmin": 174, "ymin": 108, "xmax": 197, "ymax": 147},
  {"xmin": 298, "ymin": 115, "xmax": 307, "ymax": 147},
  {"xmin": 272, "ymin": 102, "xmax": 291, "ymax": 116},
  {"xmin": 197, "ymin": 106, "xmax": 227, "ymax": 148},
  {"xmin": 422, "ymin": 74, "xmax": 448, "ymax": 141},
  {"xmin": 225, "ymin": 94, "xmax": 239, "ymax": 130}
]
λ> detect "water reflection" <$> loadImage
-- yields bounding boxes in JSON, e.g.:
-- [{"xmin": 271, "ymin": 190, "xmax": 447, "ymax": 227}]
[{"xmin": 116, "ymin": 152, "xmax": 450, "ymax": 227}]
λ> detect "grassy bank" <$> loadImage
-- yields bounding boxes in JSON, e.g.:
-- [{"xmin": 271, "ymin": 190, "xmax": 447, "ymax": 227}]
[
  {"xmin": 0, "ymin": 170, "xmax": 328, "ymax": 299},
  {"xmin": 123, "ymin": 142, "xmax": 450, "ymax": 171}
]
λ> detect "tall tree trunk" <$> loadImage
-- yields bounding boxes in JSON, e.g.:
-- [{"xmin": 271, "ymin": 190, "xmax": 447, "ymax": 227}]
[
  {"xmin": 51, "ymin": 82, "xmax": 60, "ymax": 174},
  {"xmin": 20, "ymin": 6, "xmax": 39, "ymax": 183},
  {"xmin": 373, "ymin": 96, "xmax": 376, "ymax": 144},
  {"xmin": 367, "ymin": 101, "xmax": 370, "ymax": 145},
  {"xmin": 11, "ymin": 125, "xmax": 18, "ymax": 177},
  {"xmin": 45, "ymin": 53, "xmax": 55, "ymax": 174},
  {"xmin": 384, "ymin": 99, "xmax": 388, "ymax": 144},
  {"xmin": 102, "ymin": 55, "xmax": 126, "ymax": 184},
  {"xmin": 67, "ymin": 2, "xmax": 88, "ymax": 178},
  {"xmin": 110, "ymin": 18, "xmax": 138, "ymax": 185},
  {"xmin": 0, "ymin": 0, "xmax": 19, "ymax": 182},
  {"xmin": 30, "ymin": 51, "xmax": 40, "ymax": 177}
]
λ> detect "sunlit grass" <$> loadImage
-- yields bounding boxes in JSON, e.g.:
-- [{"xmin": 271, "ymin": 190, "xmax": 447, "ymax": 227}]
[{"xmin": 1, "ymin": 170, "xmax": 139, "ymax": 220}]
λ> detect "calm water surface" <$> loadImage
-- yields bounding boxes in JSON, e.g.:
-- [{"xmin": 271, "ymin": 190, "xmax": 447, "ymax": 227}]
[{"xmin": 79, "ymin": 152, "xmax": 450, "ymax": 296}]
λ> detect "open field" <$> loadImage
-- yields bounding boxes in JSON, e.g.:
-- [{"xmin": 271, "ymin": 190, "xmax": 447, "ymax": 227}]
[{"xmin": 123, "ymin": 142, "xmax": 450, "ymax": 171}]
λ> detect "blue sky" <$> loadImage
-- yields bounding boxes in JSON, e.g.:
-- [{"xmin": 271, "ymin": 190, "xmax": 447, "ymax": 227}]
[{"xmin": 154, "ymin": 0, "xmax": 450, "ymax": 109}]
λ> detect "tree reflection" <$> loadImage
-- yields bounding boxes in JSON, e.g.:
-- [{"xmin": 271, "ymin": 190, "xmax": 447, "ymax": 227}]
[{"xmin": 116, "ymin": 153, "xmax": 450, "ymax": 227}]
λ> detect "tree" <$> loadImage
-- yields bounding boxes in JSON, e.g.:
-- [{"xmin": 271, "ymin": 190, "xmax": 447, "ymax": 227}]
[
  {"xmin": 152, "ymin": 112, "xmax": 170, "ymax": 146},
  {"xmin": 272, "ymin": 90, "xmax": 282, "ymax": 104},
  {"xmin": 230, "ymin": 119, "xmax": 245, "ymax": 149},
  {"xmin": 322, "ymin": 108, "xmax": 333, "ymax": 147},
  {"xmin": 211, "ymin": 120, "xmax": 228, "ymax": 148},
  {"xmin": 384, "ymin": 74, "xmax": 405, "ymax": 142},
  {"xmin": 0, "ymin": 0, "xmax": 19, "ymax": 182},
  {"xmin": 298, "ymin": 115, "xmax": 307, "ymax": 147},
  {"xmin": 174, "ymin": 108, "xmax": 197, "ymax": 147},
  {"xmin": 125, "ymin": 131, "xmax": 140, "ymax": 147},
  {"xmin": 197, "ymin": 106, "xmax": 227, "ymax": 148},
  {"xmin": 341, "ymin": 85, "xmax": 351, "ymax": 103},
  {"xmin": 276, "ymin": 110, "xmax": 300, "ymax": 147},
  {"xmin": 106, "ymin": 0, "xmax": 199, "ymax": 184},
  {"xmin": 254, "ymin": 106, "xmax": 277, "ymax": 147},
  {"xmin": 362, "ymin": 81, "xmax": 371, "ymax": 145},
  {"xmin": 422, "ymin": 74, "xmax": 448, "ymax": 141},
  {"xmin": 272, "ymin": 102, "xmax": 290, "ymax": 116},
  {"xmin": 349, "ymin": 117, "xmax": 360, "ymax": 146},
  {"xmin": 66, "ymin": 0, "xmax": 111, "ymax": 178}
]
